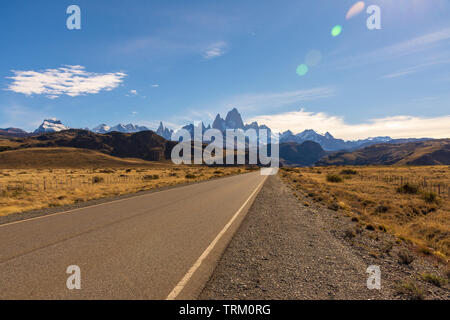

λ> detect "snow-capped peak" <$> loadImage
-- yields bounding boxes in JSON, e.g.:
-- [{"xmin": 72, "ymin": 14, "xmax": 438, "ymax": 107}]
[{"xmin": 34, "ymin": 119, "xmax": 69, "ymax": 134}]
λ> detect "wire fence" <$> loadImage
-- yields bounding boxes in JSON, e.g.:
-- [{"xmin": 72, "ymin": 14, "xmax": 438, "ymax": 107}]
[
  {"xmin": 0, "ymin": 174, "xmax": 163, "ymax": 194},
  {"xmin": 358, "ymin": 174, "xmax": 450, "ymax": 199}
]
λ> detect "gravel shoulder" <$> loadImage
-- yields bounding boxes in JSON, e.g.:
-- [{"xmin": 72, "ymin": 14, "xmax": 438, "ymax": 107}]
[{"xmin": 200, "ymin": 174, "xmax": 449, "ymax": 300}]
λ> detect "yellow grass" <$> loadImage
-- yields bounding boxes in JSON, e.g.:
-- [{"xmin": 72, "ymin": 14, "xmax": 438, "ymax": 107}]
[
  {"xmin": 281, "ymin": 166, "xmax": 450, "ymax": 258},
  {"xmin": 0, "ymin": 166, "xmax": 252, "ymax": 217}
]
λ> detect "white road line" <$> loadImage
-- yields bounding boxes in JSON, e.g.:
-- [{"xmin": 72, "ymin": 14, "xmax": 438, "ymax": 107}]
[
  {"xmin": 166, "ymin": 176, "xmax": 267, "ymax": 300},
  {"xmin": 0, "ymin": 172, "xmax": 256, "ymax": 228}
]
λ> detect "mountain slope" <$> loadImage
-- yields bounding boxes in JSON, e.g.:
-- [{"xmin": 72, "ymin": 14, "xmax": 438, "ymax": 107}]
[
  {"xmin": 2, "ymin": 129, "xmax": 177, "ymax": 162},
  {"xmin": 0, "ymin": 147, "xmax": 159, "ymax": 169},
  {"xmin": 156, "ymin": 122, "xmax": 174, "ymax": 140},
  {"xmin": 34, "ymin": 119, "xmax": 69, "ymax": 134},
  {"xmin": 0, "ymin": 128, "xmax": 30, "ymax": 137},
  {"xmin": 317, "ymin": 139, "xmax": 450, "ymax": 166},
  {"xmin": 279, "ymin": 141, "xmax": 326, "ymax": 167}
]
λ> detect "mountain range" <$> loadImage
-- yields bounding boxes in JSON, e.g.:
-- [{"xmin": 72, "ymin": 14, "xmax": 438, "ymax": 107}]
[
  {"xmin": 279, "ymin": 129, "xmax": 428, "ymax": 151},
  {"xmin": 92, "ymin": 123, "xmax": 150, "ymax": 134},
  {"xmin": 2, "ymin": 108, "xmax": 437, "ymax": 154}
]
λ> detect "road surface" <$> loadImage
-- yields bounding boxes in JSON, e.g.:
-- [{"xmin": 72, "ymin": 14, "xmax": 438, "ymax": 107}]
[{"xmin": 0, "ymin": 172, "xmax": 266, "ymax": 299}]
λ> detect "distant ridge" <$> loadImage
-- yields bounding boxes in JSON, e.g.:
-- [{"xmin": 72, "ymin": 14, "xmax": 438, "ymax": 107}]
[
  {"xmin": 1, "ymin": 129, "xmax": 176, "ymax": 162},
  {"xmin": 317, "ymin": 139, "xmax": 450, "ymax": 166},
  {"xmin": 91, "ymin": 123, "xmax": 149, "ymax": 134},
  {"xmin": 279, "ymin": 129, "xmax": 428, "ymax": 151},
  {"xmin": 0, "ymin": 127, "xmax": 30, "ymax": 137}
]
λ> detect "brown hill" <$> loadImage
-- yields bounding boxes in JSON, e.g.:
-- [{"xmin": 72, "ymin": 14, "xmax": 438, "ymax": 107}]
[
  {"xmin": 279, "ymin": 141, "xmax": 326, "ymax": 167},
  {"xmin": 0, "ymin": 128, "xmax": 30, "ymax": 138},
  {"xmin": 0, "ymin": 129, "xmax": 177, "ymax": 162},
  {"xmin": 317, "ymin": 139, "xmax": 450, "ymax": 166},
  {"xmin": 0, "ymin": 147, "xmax": 164, "ymax": 169}
]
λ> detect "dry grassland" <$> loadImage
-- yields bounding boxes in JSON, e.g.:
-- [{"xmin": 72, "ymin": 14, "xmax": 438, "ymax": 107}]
[
  {"xmin": 0, "ymin": 166, "xmax": 252, "ymax": 217},
  {"xmin": 281, "ymin": 166, "xmax": 450, "ymax": 260}
]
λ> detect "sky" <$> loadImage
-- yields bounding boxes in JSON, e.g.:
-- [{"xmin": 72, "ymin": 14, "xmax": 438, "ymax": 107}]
[{"xmin": 0, "ymin": 0, "xmax": 449, "ymax": 139}]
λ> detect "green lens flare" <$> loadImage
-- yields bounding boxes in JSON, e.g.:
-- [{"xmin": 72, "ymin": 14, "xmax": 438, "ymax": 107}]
[
  {"xmin": 296, "ymin": 64, "xmax": 308, "ymax": 76},
  {"xmin": 331, "ymin": 25, "xmax": 342, "ymax": 37}
]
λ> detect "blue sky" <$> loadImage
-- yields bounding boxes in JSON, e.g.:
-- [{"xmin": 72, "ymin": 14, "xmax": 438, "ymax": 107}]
[{"xmin": 1, "ymin": 0, "xmax": 449, "ymax": 139}]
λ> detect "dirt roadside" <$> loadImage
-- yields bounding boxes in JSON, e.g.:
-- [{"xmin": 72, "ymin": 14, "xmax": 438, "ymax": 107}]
[{"xmin": 200, "ymin": 174, "xmax": 449, "ymax": 300}]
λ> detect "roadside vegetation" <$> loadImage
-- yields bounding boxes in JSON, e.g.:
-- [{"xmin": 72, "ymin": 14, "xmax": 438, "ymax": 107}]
[
  {"xmin": 280, "ymin": 166, "xmax": 450, "ymax": 260},
  {"xmin": 0, "ymin": 166, "xmax": 253, "ymax": 216}
]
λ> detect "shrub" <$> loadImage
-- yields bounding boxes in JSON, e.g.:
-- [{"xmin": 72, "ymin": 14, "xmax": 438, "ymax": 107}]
[
  {"xmin": 375, "ymin": 205, "xmax": 389, "ymax": 213},
  {"xmin": 344, "ymin": 229, "xmax": 356, "ymax": 240},
  {"xmin": 328, "ymin": 202, "xmax": 339, "ymax": 211},
  {"xmin": 365, "ymin": 224, "xmax": 375, "ymax": 231},
  {"xmin": 340, "ymin": 169, "xmax": 358, "ymax": 175},
  {"xmin": 421, "ymin": 273, "xmax": 448, "ymax": 287},
  {"xmin": 397, "ymin": 183, "xmax": 419, "ymax": 194},
  {"xmin": 326, "ymin": 174, "xmax": 343, "ymax": 183},
  {"xmin": 398, "ymin": 249, "xmax": 415, "ymax": 265},
  {"xmin": 185, "ymin": 174, "xmax": 196, "ymax": 179},
  {"xmin": 395, "ymin": 281, "xmax": 425, "ymax": 300},
  {"xmin": 445, "ymin": 266, "xmax": 450, "ymax": 280},
  {"xmin": 143, "ymin": 174, "xmax": 159, "ymax": 180},
  {"xmin": 422, "ymin": 191, "xmax": 438, "ymax": 203},
  {"xmin": 92, "ymin": 176, "xmax": 104, "ymax": 184},
  {"xmin": 417, "ymin": 246, "xmax": 432, "ymax": 256},
  {"xmin": 99, "ymin": 169, "xmax": 115, "ymax": 174}
]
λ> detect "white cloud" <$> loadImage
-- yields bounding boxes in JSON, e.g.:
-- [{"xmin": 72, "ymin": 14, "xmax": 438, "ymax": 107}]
[
  {"xmin": 151, "ymin": 84, "xmax": 160, "ymax": 88},
  {"xmin": 203, "ymin": 41, "xmax": 228, "ymax": 59},
  {"xmin": 249, "ymin": 109, "xmax": 450, "ymax": 140},
  {"xmin": 6, "ymin": 65, "xmax": 126, "ymax": 99},
  {"xmin": 381, "ymin": 28, "xmax": 450, "ymax": 57},
  {"xmin": 129, "ymin": 89, "xmax": 138, "ymax": 95},
  {"xmin": 382, "ymin": 59, "xmax": 450, "ymax": 79},
  {"xmin": 335, "ymin": 27, "xmax": 450, "ymax": 70}
]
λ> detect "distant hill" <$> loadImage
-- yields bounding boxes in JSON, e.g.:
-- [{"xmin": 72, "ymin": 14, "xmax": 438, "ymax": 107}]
[
  {"xmin": 1, "ymin": 129, "xmax": 177, "ymax": 162},
  {"xmin": 317, "ymin": 139, "xmax": 450, "ymax": 166},
  {"xmin": 280, "ymin": 141, "xmax": 326, "ymax": 167},
  {"xmin": 0, "ymin": 147, "xmax": 161, "ymax": 169},
  {"xmin": 0, "ymin": 128, "xmax": 30, "ymax": 137},
  {"xmin": 279, "ymin": 129, "xmax": 429, "ymax": 151}
]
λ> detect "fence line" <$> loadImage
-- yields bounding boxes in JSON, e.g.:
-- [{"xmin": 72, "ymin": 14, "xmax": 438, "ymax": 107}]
[
  {"xmin": 358, "ymin": 173, "xmax": 449, "ymax": 199},
  {"xmin": 0, "ymin": 174, "xmax": 161, "ymax": 194}
]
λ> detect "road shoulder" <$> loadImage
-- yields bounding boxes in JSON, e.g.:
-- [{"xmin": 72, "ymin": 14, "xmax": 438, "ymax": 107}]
[{"xmin": 200, "ymin": 174, "xmax": 449, "ymax": 300}]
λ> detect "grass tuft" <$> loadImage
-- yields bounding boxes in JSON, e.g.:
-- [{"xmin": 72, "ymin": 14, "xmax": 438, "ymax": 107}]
[{"xmin": 326, "ymin": 174, "xmax": 343, "ymax": 183}]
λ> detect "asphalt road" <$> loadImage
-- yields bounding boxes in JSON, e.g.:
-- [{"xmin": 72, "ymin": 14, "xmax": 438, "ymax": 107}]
[{"xmin": 0, "ymin": 172, "xmax": 266, "ymax": 299}]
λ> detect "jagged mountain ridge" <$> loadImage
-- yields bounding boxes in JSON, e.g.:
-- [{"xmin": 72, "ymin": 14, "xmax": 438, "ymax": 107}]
[
  {"xmin": 92, "ymin": 123, "xmax": 149, "ymax": 134},
  {"xmin": 156, "ymin": 122, "xmax": 174, "ymax": 140},
  {"xmin": 34, "ymin": 119, "xmax": 69, "ymax": 134}
]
